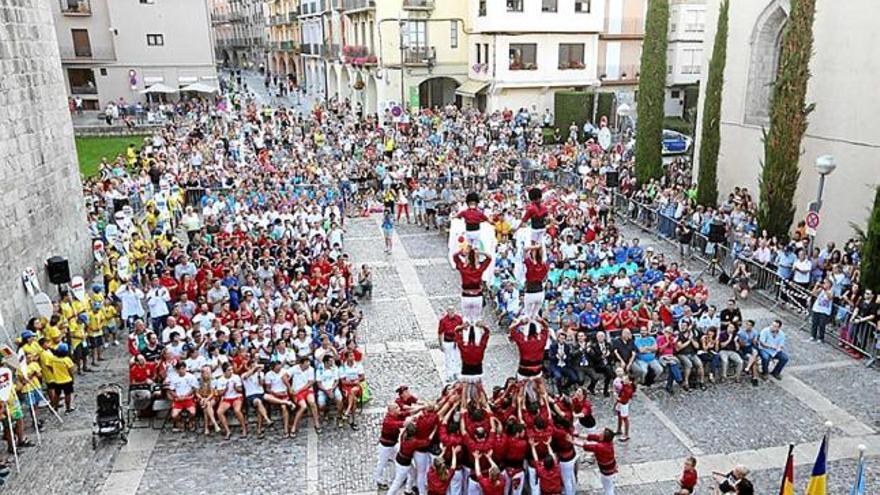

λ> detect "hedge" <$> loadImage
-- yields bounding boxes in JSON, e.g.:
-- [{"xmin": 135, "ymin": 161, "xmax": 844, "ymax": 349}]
[{"xmin": 553, "ymin": 90, "xmax": 615, "ymax": 140}]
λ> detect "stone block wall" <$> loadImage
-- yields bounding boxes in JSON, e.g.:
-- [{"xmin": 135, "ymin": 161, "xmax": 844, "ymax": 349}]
[{"xmin": 0, "ymin": 0, "xmax": 91, "ymax": 331}]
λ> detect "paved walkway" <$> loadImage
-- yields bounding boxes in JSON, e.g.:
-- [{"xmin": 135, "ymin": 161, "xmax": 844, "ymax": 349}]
[{"xmin": 9, "ymin": 215, "xmax": 879, "ymax": 495}]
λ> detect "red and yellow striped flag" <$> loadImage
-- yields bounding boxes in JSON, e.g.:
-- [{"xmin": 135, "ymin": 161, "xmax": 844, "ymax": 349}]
[{"xmin": 779, "ymin": 444, "xmax": 795, "ymax": 495}]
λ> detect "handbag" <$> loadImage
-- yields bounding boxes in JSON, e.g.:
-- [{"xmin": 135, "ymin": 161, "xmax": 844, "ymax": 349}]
[{"xmin": 358, "ymin": 380, "xmax": 372, "ymax": 404}]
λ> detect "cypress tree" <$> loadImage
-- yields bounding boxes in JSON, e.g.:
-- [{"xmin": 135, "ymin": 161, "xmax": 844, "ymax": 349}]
[
  {"xmin": 756, "ymin": 0, "xmax": 817, "ymax": 240},
  {"xmin": 696, "ymin": 0, "xmax": 729, "ymax": 207},
  {"xmin": 860, "ymin": 187, "xmax": 880, "ymax": 293},
  {"xmin": 634, "ymin": 0, "xmax": 669, "ymax": 184}
]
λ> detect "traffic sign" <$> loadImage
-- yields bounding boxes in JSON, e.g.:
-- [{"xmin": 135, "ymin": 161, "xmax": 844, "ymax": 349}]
[
  {"xmin": 805, "ymin": 211, "xmax": 820, "ymax": 236},
  {"xmin": 806, "ymin": 211, "xmax": 820, "ymax": 229}
]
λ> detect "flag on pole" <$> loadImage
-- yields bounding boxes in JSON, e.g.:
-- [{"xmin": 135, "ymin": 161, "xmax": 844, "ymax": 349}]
[
  {"xmin": 850, "ymin": 448, "xmax": 866, "ymax": 495},
  {"xmin": 779, "ymin": 444, "xmax": 795, "ymax": 495},
  {"xmin": 805, "ymin": 434, "xmax": 829, "ymax": 495}
]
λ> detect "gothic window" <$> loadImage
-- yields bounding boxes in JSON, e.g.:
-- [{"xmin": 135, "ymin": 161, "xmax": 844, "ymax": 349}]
[{"xmin": 744, "ymin": 0, "xmax": 789, "ymax": 125}]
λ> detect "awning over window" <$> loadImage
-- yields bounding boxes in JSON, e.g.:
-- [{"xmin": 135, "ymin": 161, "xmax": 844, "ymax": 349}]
[{"xmin": 455, "ymin": 79, "xmax": 489, "ymax": 98}]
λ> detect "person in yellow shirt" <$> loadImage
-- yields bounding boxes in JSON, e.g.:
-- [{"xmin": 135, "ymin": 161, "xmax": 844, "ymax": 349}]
[
  {"xmin": 39, "ymin": 338, "xmax": 58, "ymax": 409},
  {"xmin": 87, "ymin": 303, "xmax": 105, "ymax": 366},
  {"xmin": 16, "ymin": 352, "xmax": 43, "ymax": 432},
  {"xmin": 101, "ymin": 301, "xmax": 120, "ymax": 347},
  {"xmin": 67, "ymin": 314, "xmax": 90, "ymax": 374},
  {"xmin": 125, "ymin": 144, "xmax": 137, "ymax": 168},
  {"xmin": 47, "ymin": 344, "xmax": 76, "ymax": 413},
  {"xmin": 44, "ymin": 314, "xmax": 63, "ymax": 346},
  {"xmin": 19, "ymin": 331, "xmax": 41, "ymax": 360}
]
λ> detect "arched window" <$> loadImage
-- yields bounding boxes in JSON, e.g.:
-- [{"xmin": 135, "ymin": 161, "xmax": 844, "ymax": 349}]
[{"xmin": 744, "ymin": 0, "xmax": 789, "ymax": 125}]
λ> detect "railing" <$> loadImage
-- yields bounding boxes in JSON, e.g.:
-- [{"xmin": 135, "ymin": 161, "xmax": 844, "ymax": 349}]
[
  {"xmin": 342, "ymin": 45, "xmax": 377, "ymax": 65},
  {"xmin": 685, "ymin": 23, "xmax": 705, "ymax": 32},
  {"xmin": 680, "ymin": 65, "xmax": 701, "ymax": 75},
  {"xmin": 281, "ymin": 41, "xmax": 296, "ymax": 51},
  {"xmin": 403, "ymin": 0, "xmax": 434, "ymax": 9},
  {"xmin": 60, "ymin": 0, "xmax": 91, "ymax": 15},
  {"xmin": 607, "ymin": 189, "xmax": 879, "ymax": 364},
  {"xmin": 70, "ymin": 84, "xmax": 98, "ymax": 95},
  {"xmin": 403, "ymin": 46, "xmax": 435, "ymax": 65},
  {"xmin": 211, "ymin": 12, "xmax": 229, "ymax": 23},
  {"xmin": 597, "ymin": 64, "xmax": 639, "ymax": 81},
  {"xmin": 343, "ymin": 0, "xmax": 375, "ymax": 12},
  {"xmin": 323, "ymin": 43, "xmax": 341, "ymax": 59},
  {"xmin": 59, "ymin": 46, "xmax": 116, "ymax": 61}
]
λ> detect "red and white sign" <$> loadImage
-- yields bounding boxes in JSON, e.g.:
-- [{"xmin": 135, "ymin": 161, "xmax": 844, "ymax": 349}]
[
  {"xmin": 0, "ymin": 368, "xmax": 13, "ymax": 401},
  {"xmin": 806, "ymin": 211, "xmax": 820, "ymax": 236}
]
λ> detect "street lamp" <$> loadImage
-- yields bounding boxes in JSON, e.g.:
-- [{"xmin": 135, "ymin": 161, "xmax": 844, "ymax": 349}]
[{"xmin": 808, "ymin": 154, "xmax": 837, "ymax": 253}]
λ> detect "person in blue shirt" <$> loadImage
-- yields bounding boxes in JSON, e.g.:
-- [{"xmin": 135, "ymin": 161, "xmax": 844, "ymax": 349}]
[
  {"xmin": 578, "ymin": 302, "xmax": 601, "ymax": 333},
  {"xmin": 626, "ymin": 239, "xmax": 645, "ymax": 264},
  {"xmin": 774, "ymin": 246, "xmax": 796, "ymax": 281},
  {"xmin": 632, "ymin": 326, "xmax": 663, "ymax": 385},
  {"xmin": 758, "ymin": 320, "xmax": 789, "ymax": 379}
]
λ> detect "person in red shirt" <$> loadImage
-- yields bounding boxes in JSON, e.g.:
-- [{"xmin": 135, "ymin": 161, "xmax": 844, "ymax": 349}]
[
  {"xmin": 523, "ymin": 244, "xmax": 549, "ymax": 319},
  {"xmin": 456, "ymin": 192, "xmax": 489, "ymax": 247},
  {"xmin": 453, "ymin": 247, "xmax": 491, "ymax": 323},
  {"xmin": 374, "ymin": 403, "xmax": 409, "ymax": 490},
  {"xmin": 454, "ymin": 321, "xmax": 490, "ymax": 398},
  {"xmin": 615, "ymin": 376, "xmax": 635, "ymax": 441},
  {"xmin": 509, "ymin": 317, "xmax": 549, "ymax": 380},
  {"xmin": 426, "ymin": 446, "xmax": 459, "ymax": 495},
  {"xmin": 474, "ymin": 452, "xmax": 505, "ymax": 495},
  {"xmin": 387, "ymin": 422, "xmax": 432, "ymax": 495},
  {"xmin": 521, "ymin": 187, "xmax": 549, "ymax": 244},
  {"xmin": 437, "ymin": 306, "xmax": 463, "ymax": 382},
  {"xmin": 500, "ymin": 419, "xmax": 529, "ymax": 495},
  {"xmin": 679, "ymin": 456, "xmax": 698, "ymax": 494},
  {"xmin": 617, "ymin": 300, "xmax": 638, "ymax": 331},
  {"xmin": 600, "ymin": 305, "xmax": 620, "ymax": 336},
  {"xmin": 530, "ymin": 439, "xmax": 563, "ymax": 495},
  {"xmin": 574, "ymin": 428, "xmax": 618, "ymax": 495}
]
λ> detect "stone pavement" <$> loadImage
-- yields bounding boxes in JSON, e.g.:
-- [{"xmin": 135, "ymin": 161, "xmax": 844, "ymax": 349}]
[{"xmin": 6, "ymin": 215, "xmax": 878, "ymax": 495}]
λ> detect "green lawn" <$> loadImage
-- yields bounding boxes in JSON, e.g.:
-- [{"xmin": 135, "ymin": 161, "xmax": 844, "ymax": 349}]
[{"xmin": 75, "ymin": 135, "xmax": 148, "ymax": 177}]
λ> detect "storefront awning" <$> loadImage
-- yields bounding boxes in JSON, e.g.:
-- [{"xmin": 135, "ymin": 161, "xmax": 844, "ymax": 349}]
[{"xmin": 455, "ymin": 79, "xmax": 489, "ymax": 98}]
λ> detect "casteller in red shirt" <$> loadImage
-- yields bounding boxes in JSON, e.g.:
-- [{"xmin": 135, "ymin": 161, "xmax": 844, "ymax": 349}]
[{"xmin": 534, "ymin": 458, "xmax": 563, "ymax": 495}]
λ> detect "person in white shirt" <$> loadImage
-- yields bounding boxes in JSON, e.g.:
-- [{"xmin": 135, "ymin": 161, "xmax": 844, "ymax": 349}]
[
  {"xmin": 192, "ymin": 303, "xmax": 216, "ymax": 332},
  {"xmin": 167, "ymin": 362, "xmax": 199, "ymax": 430},
  {"xmin": 290, "ymin": 357, "xmax": 321, "ymax": 436},
  {"xmin": 316, "ymin": 355, "xmax": 341, "ymax": 413},
  {"xmin": 263, "ymin": 361, "xmax": 294, "ymax": 437},
  {"xmin": 161, "ymin": 316, "xmax": 185, "ymax": 344},
  {"xmin": 145, "ymin": 278, "xmax": 171, "ymax": 332},
  {"xmin": 292, "ymin": 328, "xmax": 313, "ymax": 359},
  {"xmin": 337, "ymin": 351, "xmax": 365, "ymax": 430},
  {"xmin": 183, "ymin": 347, "xmax": 208, "ymax": 374},
  {"xmin": 241, "ymin": 357, "xmax": 272, "ymax": 438},
  {"xmin": 214, "ymin": 363, "xmax": 247, "ymax": 439},
  {"xmin": 115, "ymin": 282, "xmax": 145, "ymax": 328}
]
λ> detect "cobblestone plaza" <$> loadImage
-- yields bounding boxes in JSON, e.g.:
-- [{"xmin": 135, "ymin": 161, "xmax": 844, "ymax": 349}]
[{"xmin": 4, "ymin": 216, "xmax": 877, "ymax": 495}]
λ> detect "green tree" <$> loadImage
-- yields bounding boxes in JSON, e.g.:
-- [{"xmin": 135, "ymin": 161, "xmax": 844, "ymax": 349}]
[
  {"xmin": 696, "ymin": 0, "xmax": 729, "ymax": 207},
  {"xmin": 860, "ymin": 187, "xmax": 880, "ymax": 293},
  {"xmin": 756, "ymin": 0, "xmax": 817, "ymax": 240},
  {"xmin": 634, "ymin": 0, "xmax": 670, "ymax": 183}
]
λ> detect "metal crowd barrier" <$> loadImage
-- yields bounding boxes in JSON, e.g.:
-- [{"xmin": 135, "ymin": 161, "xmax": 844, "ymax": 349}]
[{"xmin": 608, "ymin": 189, "xmax": 878, "ymax": 365}]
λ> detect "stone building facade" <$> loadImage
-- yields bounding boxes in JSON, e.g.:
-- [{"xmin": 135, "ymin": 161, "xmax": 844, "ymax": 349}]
[{"xmin": 0, "ymin": 0, "xmax": 91, "ymax": 330}]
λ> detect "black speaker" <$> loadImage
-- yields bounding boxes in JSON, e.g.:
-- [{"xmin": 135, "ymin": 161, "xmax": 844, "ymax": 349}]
[
  {"xmin": 708, "ymin": 222, "xmax": 726, "ymax": 243},
  {"xmin": 605, "ymin": 170, "xmax": 619, "ymax": 188},
  {"xmin": 46, "ymin": 256, "xmax": 71, "ymax": 285}
]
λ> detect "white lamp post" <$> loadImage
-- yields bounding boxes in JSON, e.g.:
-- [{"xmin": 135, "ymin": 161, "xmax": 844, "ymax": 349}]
[{"xmin": 808, "ymin": 154, "xmax": 837, "ymax": 253}]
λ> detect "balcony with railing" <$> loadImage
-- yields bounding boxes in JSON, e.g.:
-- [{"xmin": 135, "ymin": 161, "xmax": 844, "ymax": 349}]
[
  {"xmin": 59, "ymin": 45, "xmax": 116, "ymax": 62},
  {"xmin": 60, "ymin": 0, "xmax": 91, "ymax": 16},
  {"xmin": 402, "ymin": 0, "xmax": 434, "ymax": 10},
  {"xmin": 281, "ymin": 41, "xmax": 297, "ymax": 52},
  {"xmin": 323, "ymin": 43, "xmax": 340, "ymax": 59},
  {"xmin": 70, "ymin": 83, "xmax": 98, "ymax": 95},
  {"xmin": 343, "ymin": 0, "xmax": 375, "ymax": 13},
  {"xmin": 602, "ymin": 17, "xmax": 645, "ymax": 38},
  {"xmin": 403, "ymin": 46, "xmax": 435, "ymax": 65},
  {"xmin": 680, "ymin": 65, "xmax": 701, "ymax": 75},
  {"xmin": 597, "ymin": 64, "xmax": 640, "ymax": 83},
  {"xmin": 684, "ymin": 23, "xmax": 705, "ymax": 33},
  {"xmin": 342, "ymin": 45, "xmax": 377, "ymax": 66}
]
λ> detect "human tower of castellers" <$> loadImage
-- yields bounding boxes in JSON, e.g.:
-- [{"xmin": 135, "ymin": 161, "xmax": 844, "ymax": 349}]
[{"xmin": 373, "ymin": 189, "xmax": 644, "ymax": 495}]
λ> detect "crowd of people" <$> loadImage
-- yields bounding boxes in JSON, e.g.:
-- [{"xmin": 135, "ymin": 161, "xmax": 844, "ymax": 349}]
[{"xmin": 7, "ymin": 67, "xmax": 849, "ymax": 495}]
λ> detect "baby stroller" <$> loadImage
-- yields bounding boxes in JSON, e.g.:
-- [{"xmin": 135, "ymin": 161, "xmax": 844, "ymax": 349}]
[{"xmin": 92, "ymin": 383, "xmax": 128, "ymax": 449}]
